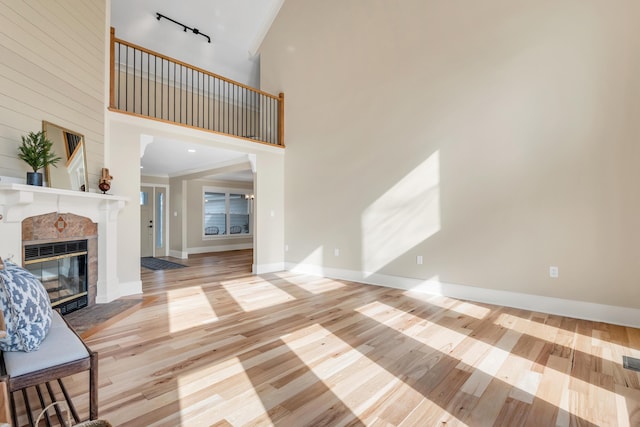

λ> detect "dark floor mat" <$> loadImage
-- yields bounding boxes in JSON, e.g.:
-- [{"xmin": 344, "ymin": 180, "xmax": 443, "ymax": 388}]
[
  {"xmin": 141, "ymin": 257, "xmax": 187, "ymax": 270},
  {"xmin": 623, "ymin": 356, "xmax": 640, "ymax": 372}
]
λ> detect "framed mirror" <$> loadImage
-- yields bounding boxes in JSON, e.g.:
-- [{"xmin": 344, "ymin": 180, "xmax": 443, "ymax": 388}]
[{"xmin": 43, "ymin": 121, "xmax": 89, "ymax": 192}]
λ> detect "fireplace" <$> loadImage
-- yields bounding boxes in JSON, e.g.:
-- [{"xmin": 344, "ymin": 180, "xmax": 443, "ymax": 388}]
[
  {"xmin": 24, "ymin": 239, "xmax": 89, "ymax": 314},
  {"xmin": 22, "ymin": 212, "xmax": 98, "ymax": 311},
  {"xmin": 0, "ymin": 183, "xmax": 133, "ymax": 304}
]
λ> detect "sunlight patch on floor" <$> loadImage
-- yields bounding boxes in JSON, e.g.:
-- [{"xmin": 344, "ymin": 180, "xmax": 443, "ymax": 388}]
[
  {"xmin": 283, "ymin": 333, "xmax": 391, "ymax": 424},
  {"xmin": 174, "ymin": 377, "xmax": 225, "ymax": 426},
  {"xmin": 494, "ymin": 312, "xmax": 622, "ymax": 365},
  {"xmin": 277, "ymin": 273, "xmax": 349, "ymax": 295},
  {"xmin": 220, "ymin": 280, "xmax": 295, "ymax": 312},
  {"xmin": 398, "ymin": 276, "xmax": 491, "ymax": 321},
  {"xmin": 206, "ymin": 359, "xmax": 269, "ymax": 426},
  {"xmin": 280, "ymin": 323, "xmax": 334, "ymax": 349},
  {"xmin": 166, "ymin": 286, "xmax": 218, "ymax": 333},
  {"xmin": 356, "ymin": 299, "xmax": 621, "ymax": 426},
  {"xmin": 356, "ymin": 300, "xmax": 471, "ymax": 347}
]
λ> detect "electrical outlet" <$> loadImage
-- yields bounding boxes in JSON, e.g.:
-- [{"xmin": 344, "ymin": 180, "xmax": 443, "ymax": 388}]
[
  {"xmin": 417, "ymin": 255, "xmax": 423, "ymax": 265},
  {"xmin": 549, "ymin": 266, "xmax": 559, "ymax": 278},
  {"xmin": 334, "ymin": 248, "xmax": 340, "ymax": 257}
]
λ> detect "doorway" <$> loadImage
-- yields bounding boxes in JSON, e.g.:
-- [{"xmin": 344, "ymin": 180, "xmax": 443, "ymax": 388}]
[{"xmin": 140, "ymin": 185, "xmax": 168, "ymax": 258}]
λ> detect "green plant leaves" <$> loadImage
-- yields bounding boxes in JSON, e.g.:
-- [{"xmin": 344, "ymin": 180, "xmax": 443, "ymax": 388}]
[{"xmin": 17, "ymin": 131, "xmax": 62, "ymax": 172}]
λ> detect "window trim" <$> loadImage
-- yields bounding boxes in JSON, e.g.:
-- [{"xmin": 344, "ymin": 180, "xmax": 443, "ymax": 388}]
[{"xmin": 202, "ymin": 186, "xmax": 253, "ymax": 239}]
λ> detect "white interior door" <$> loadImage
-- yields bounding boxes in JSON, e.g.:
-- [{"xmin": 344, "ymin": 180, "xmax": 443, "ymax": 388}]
[{"xmin": 140, "ymin": 186, "xmax": 154, "ymax": 257}]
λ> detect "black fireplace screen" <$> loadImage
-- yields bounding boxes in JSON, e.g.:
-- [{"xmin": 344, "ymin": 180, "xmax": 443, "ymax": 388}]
[{"xmin": 24, "ymin": 240, "xmax": 88, "ymax": 314}]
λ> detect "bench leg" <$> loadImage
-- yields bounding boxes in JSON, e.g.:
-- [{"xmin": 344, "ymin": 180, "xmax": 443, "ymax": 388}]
[
  {"xmin": 9, "ymin": 390, "xmax": 17, "ymax": 427},
  {"xmin": 90, "ymin": 351, "xmax": 98, "ymax": 420}
]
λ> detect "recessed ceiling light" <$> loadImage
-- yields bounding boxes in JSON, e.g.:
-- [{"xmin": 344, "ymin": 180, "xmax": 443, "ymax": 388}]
[
  {"xmin": 140, "ymin": 166, "xmax": 144, "ymax": 169},
  {"xmin": 188, "ymin": 149, "xmax": 196, "ymax": 153}
]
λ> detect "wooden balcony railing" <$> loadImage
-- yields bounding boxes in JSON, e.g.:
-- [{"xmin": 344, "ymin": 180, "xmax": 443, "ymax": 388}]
[{"xmin": 109, "ymin": 28, "xmax": 284, "ymax": 147}]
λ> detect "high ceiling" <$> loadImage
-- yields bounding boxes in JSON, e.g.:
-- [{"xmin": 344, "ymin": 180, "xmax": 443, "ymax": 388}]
[
  {"xmin": 111, "ymin": 0, "xmax": 282, "ymax": 181},
  {"xmin": 111, "ymin": 0, "xmax": 284, "ymax": 87}
]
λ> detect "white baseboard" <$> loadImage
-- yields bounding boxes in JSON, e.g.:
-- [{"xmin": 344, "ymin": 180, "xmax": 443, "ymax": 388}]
[
  {"xmin": 253, "ymin": 262, "xmax": 285, "ymax": 274},
  {"xmin": 116, "ymin": 280, "xmax": 143, "ymax": 299},
  {"xmin": 285, "ymin": 263, "xmax": 640, "ymax": 328},
  {"xmin": 169, "ymin": 250, "xmax": 189, "ymax": 259},
  {"xmin": 188, "ymin": 243, "xmax": 253, "ymax": 255}
]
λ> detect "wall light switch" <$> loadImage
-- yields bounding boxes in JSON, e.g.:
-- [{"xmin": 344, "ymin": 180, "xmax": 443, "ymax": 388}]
[
  {"xmin": 334, "ymin": 248, "xmax": 340, "ymax": 257},
  {"xmin": 549, "ymin": 266, "xmax": 559, "ymax": 278},
  {"xmin": 417, "ymin": 255, "xmax": 423, "ymax": 265}
]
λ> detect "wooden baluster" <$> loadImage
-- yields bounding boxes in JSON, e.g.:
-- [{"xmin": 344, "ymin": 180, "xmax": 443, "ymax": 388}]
[
  {"xmin": 109, "ymin": 27, "xmax": 116, "ymax": 109},
  {"xmin": 278, "ymin": 92, "xmax": 285, "ymax": 147}
]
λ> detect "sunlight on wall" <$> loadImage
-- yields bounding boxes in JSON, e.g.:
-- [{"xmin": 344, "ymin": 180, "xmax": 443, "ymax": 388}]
[
  {"xmin": 300, "ymin": 246, "xmax": 323, "ymax": 268},
  {"xmin": 289, "ymin": 246, "xmax": 356, "ymax": 294},
  {"xmin": 362, "ymin": 150, "xmax": 441, "ymax": 275},
  {"xmin": 167, "ymin": 286, "xmax": 218, "ymax": 333}
]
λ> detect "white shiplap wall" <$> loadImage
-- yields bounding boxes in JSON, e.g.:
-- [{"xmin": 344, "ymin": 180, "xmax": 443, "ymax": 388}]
[{"xmin": 0, "ymin": 0, "xmax": 105, "ymax": 189}]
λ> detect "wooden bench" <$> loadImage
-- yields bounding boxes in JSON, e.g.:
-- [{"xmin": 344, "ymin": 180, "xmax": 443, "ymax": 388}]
[{"xmin": 0, "ymin": 310, "xmax": 97, "ymax": 426}]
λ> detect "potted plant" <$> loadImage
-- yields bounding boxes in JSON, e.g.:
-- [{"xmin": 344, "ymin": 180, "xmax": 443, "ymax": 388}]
[{"xmin": 17, "ymin": 131, "xmax": 61, "ymax": 186}]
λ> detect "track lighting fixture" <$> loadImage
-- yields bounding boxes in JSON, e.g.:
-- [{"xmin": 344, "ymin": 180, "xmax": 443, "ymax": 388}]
[{"xmin": 156, "ymin": 13, "xmax": 211, "ymax": 43}]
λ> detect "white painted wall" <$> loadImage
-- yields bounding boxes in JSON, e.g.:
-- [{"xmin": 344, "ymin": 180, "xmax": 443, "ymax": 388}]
[
  {"xmin": 110, "ymin": 112, "xmax": 284, "ymax": 273},
  {"xmin": 259, "ymin": 0, "xmax": 640, "ymax": 325},
  {"xmin": 253, "ymin": 151, "xmax": 284, "ymax": 273},
  {"xmin": 107, "ymin": 118, "xmax": 144, "ymax": 294}
]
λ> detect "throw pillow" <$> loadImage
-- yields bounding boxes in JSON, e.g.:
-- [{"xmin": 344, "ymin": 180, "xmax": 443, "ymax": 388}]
[{"xmin": 0, "ymin": 261, "xmax": 53, "ymax": 352}]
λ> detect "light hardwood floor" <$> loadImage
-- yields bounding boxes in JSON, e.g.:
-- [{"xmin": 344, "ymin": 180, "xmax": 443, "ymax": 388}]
[{"xmin": 51, "ymin": 251, "xmax": 640, "ymax": 425}]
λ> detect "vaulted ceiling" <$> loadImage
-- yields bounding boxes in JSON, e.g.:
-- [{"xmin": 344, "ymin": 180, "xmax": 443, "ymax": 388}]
[
  {"xmin": 111, "ymin": 0, "xmax": 284, "ymax": 87},
  {"xmin": 111, "ymin": 0, "xmax": 283, "ymax": 181}
]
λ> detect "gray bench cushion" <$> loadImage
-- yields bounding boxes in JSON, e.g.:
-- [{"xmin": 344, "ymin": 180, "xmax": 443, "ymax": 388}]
[{"xmin": 3, "ymin": 311, "xmax": 89, "ymax": 377}]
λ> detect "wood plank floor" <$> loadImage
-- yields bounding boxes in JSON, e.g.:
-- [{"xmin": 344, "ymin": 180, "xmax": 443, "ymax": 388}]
[{"xmin": 36, "ymin": 250, "xmax": 640, "ymax": 425}]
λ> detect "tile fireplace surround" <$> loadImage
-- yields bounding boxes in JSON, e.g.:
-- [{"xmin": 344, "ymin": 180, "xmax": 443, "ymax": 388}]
[{"xmin": 0, "ymin": 183, "xmax": 128, "ymax": 303}]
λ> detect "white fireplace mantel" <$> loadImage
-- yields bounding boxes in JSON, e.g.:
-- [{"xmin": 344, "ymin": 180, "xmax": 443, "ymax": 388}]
[
  {"xmin": 0, "ymin": 183, "xmax": 129, "ymax": 303},
  {"xmin": 0, "ymin": 183, "xmax": 127, "ymax": 223}
]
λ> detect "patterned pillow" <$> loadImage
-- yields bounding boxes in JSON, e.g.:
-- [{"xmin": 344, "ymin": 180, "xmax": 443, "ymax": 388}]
[{"xmin": 0, "ymin": 261, "xmax": 53, "ymax": 352}]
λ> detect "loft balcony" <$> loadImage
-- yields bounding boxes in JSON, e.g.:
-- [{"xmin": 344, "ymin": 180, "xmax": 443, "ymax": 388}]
[{"xmin": 108, "ymin": 28, "xmax": 284, "ymax": 147}]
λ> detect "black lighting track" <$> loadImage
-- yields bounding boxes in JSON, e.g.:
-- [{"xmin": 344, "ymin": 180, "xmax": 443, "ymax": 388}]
[{"xmin": 156, "ymin": 12, "xmax": 211, "ymax": 43}]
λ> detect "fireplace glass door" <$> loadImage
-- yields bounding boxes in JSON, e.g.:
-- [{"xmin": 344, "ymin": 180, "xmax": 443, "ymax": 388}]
[{"xmin": 24, "ymin": 240, "xmax": 89, "ymax": 314}]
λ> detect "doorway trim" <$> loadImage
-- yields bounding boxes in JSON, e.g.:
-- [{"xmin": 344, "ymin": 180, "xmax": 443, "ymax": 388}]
[{"xmin": 141, "ymin": 182, "xmax": 171, "ymax": 258}]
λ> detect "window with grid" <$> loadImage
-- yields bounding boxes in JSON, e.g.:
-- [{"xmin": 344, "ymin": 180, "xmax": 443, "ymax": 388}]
[{"xmin": 203, "ymin": 190, "xmax": 251, "ymax": 236}]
